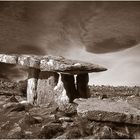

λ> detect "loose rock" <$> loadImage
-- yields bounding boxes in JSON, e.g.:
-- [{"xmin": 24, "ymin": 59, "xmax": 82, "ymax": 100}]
[
  {"xmin": 38, "ymin": 123, "xmax": 64, "ymax": 139},
  {"xmin": 76, "ymin": 73, "xmax": 90, "ymax": 98},
  {"xmin": 3, "ymin": 102, "xmax": 18, "ymax": 110},
  {"xmin": 62, "ymin": 122, "xmax": 69, "ymax": 129},
  {"xmin": 59, "ymin": 103, "xmax": 77, "ymax": 117},
  {"xmin": 133, "ymin": 127, "xmax": 140, "ymax": 139},
  {"xmin": 0, "ymin": 121, "xmax": 10, "ymax": 131},
  {"xmin": 99, "ymin": 126, "xmax": 113, "ymax": 139},
  {"xmin": 59, "ymin": 117, "xmax": 73, "ymax": 122},
  {"xmin": 7, "ymin": 123, "xmax": 22, "ymax": 139},
  {"xmin": 24, "ymin": 131, "xmax": 33, "ymax": 138},
  {"xmin": 61, "ymin": 74, "xmax": 78, "ymax": 102},
  {"xmin": 21, "ymin": 112, "xmax": 43, "ymax": 125},
  {"xmin": 65, "ymin": 127, "xmax": 82, "ymax": 139},
  {"xmin": 56, "ymin": 133, "xmax": 67, "ymax": 139},
  {"xmin": 9, "ymin": 95, "xmax": 19, "ymax": 103},
  {"xmin": 75, "ymin": 98, "xmax": 140, "ymax": 125},
  {"xmin": 36, "ymin": 71, "xmax": 59, "ymax": 105},
  {"xmin": 3, "ymin": 101, "xmax": 32, "ymax": 112},
  {"xmin": 114, "ymin": 130, "xmax": 130, "ymax": 139}
]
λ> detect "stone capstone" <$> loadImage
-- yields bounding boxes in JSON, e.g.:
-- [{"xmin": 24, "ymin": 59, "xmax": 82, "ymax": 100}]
[
  {"xmin": 0, "ymin": 54, "xmax": 107, "ymax": 74},
  {"xmin": 18, "ymin": 55, "xmax": 41, "ymax": 68},
  {"xmin": 40, "ymin": 55, "xmax": 107, "ymax": 74},
  {"xmin": 74, "ymin": 98, "xmax": 140, "ymax": 125},
  {"xmin": 0, "ymin": 54, "xmax": 17, "ymax": 64}
]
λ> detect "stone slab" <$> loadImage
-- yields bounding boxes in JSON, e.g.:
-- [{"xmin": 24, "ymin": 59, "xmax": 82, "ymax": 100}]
[
  {"xmin": 0, "ymin": 54, "xmax": 107, "ymax": 74},
  {"xmin": 27, "ymin": 68, "xmax": 40, "ymax": 104},
  {"xmin": 74, "ymin": 98, "xmax": 140, "ymax": 125},
  {"xmin": 40, "ymin": 55, "xmax": 107, "ymax": 74},
  {"xmin": 18, "ymin": 55, "xmax": 41, "ymax": 69}
]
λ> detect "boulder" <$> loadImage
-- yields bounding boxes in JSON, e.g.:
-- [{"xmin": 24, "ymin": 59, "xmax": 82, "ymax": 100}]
[
  {"xmin": 75, "ymin": 98, "xmax": 140, "ymax": 125},
  {"xmin": 38, "ymin": 123, "xmax": 64, "ymax": 139},
  {"xmin": 21, "ymin": 112, "xmax": 43, "ymax": 125}
]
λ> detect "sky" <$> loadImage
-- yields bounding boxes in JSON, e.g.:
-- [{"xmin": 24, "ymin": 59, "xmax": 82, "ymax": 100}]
[{"xmin": 0, "ymin": 1, "xmax": 140, "ymax": 86}]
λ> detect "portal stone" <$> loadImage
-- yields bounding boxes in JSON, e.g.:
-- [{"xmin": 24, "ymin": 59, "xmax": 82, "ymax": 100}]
[
  {"xmin": 54, "ymin": 74, "xmax": 69, "ymax": 106},
  {"xmin": 76, "ymin": 73, "xmax": 90, "ymax": 98},
  {"xmin": 27, "ymin": 68, "xmax": 40, "ymax": 104},
  {"xmin": 61, "ymin": 74, "xmax": 79, "ymax": 102},
  {"xmin": 36, "ymin": 71, "xmax": 59, "ymax": 105}
]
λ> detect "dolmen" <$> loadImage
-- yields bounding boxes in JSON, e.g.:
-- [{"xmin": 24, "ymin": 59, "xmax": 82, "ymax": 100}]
[{"xmin": 0, "ymin": 54, "xmax": 107, "ymax": 106}]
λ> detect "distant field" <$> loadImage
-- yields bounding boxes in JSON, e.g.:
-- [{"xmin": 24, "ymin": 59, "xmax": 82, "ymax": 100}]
[
  {"xmin": 89, "ymin": 85, "xmax": 140, "ymax": 98},
  {"xmin": 0, "ymin": 78, "xmax": 139, "ymax": 98},
  {"xmin": 0, "ymin": 79, "xmax": 27, "ymax": 96}
]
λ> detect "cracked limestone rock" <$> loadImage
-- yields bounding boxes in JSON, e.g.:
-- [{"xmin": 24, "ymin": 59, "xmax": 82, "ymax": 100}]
[{"xmin": 74, "ymin": 98, "xmax": 140, "ymax": 125}]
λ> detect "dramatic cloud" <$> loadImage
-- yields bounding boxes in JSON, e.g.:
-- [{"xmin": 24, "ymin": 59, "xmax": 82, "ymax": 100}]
[
  {"xmin": 90, "ymin": 44, "xmax": 140, "ymax": 86},
  {"xmin": 61, "ymin": 43, "xmax": 140, "ymax": 86},
  {"xmin": 81, "ymin": 2, "xmax": 140, "ymax": 53},
  {"xmin": 0, "ymin": 1, "xmax": 140, "ymax": 85},
  {"xmin": 0, "ymin": 2, "xmax": 140, "ymax": 54}
]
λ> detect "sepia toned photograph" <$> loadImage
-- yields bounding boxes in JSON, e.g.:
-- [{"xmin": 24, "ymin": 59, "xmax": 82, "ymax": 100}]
[{"xmin": 0, "ymin": 1, "xmax": 139, "ymax": 139}]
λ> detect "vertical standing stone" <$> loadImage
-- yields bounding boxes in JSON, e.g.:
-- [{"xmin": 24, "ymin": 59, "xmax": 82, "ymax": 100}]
[
  {"xmin": 61, "ymin": 74, "xmax": 78, "ymax": 102},
  {"xmin": 27, "ymin": 68, "xmax": 40, "ymax": 104},
  {"xmin": 53, "ymin": 74, "xmax": 69, "ymax": 106},
  {"xmin": 76, "ymin": 73, "xmax": 90, "ymax": 98},
  {"xmin": 36, "ymin": 71, "xmax": 59, "ymax": 105}
]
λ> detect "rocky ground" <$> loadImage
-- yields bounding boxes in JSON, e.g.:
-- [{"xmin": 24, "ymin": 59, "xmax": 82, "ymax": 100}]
[{"xmin": 0, "ymin": 80, "xmax": 139, "ymax": 139}]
